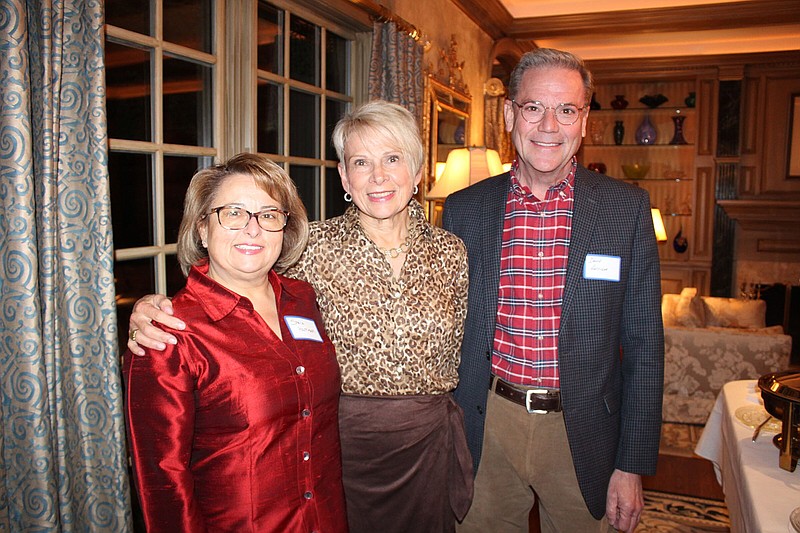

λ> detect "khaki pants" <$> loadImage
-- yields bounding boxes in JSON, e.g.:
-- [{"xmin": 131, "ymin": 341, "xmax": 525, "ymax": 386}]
[{"xmin": 458, "ymin": 389, "xmax": 610, "ymax": 533}]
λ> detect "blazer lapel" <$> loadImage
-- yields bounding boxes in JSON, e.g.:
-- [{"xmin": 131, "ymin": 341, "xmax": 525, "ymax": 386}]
[
  {"xmin": 560, "ymin": 169, "xmax": 600, "ymax": 325},
  {"xmin": 481, "ymin": 173, "xmax": 510, "ymax": 335}
]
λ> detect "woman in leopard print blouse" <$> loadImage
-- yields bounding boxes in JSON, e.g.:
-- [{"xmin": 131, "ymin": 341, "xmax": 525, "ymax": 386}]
[{"xmin": 127, "ymin": 101, "xmax": 473, "ymax": 533}]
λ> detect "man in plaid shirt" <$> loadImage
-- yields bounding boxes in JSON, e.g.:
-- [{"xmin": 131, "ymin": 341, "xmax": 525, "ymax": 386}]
[{"xmin": 445, "ymin": 48, "xmax": 664, "ymax": 533}]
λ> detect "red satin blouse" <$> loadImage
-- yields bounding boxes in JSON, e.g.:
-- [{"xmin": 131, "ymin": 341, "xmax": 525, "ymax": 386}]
[{"xmin": 124, "ymin": 263, "xmax": 347, "ymax": 532}]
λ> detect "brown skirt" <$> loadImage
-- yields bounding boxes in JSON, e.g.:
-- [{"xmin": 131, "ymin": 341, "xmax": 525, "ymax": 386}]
[{"xmin": 338, "ymin": 393, "xmax": 474, "ymax": 533}]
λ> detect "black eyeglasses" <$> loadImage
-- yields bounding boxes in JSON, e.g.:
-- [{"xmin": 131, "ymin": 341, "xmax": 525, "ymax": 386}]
[
  {"xmin": 511, "ymin": 100, "xmax": 587, "ymax": 126},
  {"xmin": 204, "ymin": 205, "xmax": 289, "ymax": 232}
]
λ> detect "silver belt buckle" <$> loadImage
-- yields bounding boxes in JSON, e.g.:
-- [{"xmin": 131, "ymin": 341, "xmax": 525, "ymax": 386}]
[{"xmin": 526, "ymin": 388, "xmax": 549, "ymax": 414}]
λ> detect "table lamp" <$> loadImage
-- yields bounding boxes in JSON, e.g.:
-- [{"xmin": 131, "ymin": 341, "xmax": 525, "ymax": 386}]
[{"xmin": 427, "ymin": 146, "xmax": 504, "ymax": 199}]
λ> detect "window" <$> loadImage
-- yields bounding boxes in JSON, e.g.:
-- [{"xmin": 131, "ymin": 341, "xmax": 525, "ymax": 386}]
[
  {"xmin": 105, "ymin": 1, "xmax": 357, "ymax": 351},
  {"xmin": 105, "ymin": 0, "xmax": 221, "ymax": 350},
  {"xmin": 255, "ymin": 1, "xmax": 354, "ymax": 221}
]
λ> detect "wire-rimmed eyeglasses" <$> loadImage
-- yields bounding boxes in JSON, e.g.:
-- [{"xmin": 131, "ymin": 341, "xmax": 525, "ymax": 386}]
[
  {"xmin": 511, "ymin": 100, "xmax": 587, "ymax": 126},
  {"xmin": 204, "ymin": 205, "xmax": 289, "ymax": 232}
]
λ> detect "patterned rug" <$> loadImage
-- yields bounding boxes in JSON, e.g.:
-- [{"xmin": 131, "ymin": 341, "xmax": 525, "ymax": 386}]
[
  {"xmin": 635, "ymin": 422, "xmax": 730, "ymax": 531},
  {"xmin": 638, "ymin": 490, "xmax": 729, "ymax": 532}
]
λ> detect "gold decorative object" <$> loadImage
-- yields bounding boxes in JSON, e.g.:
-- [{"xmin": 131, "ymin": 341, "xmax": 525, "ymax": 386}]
[{"xmin": 428, "ymin": 35, "xmax": 469, "ymax": 96}]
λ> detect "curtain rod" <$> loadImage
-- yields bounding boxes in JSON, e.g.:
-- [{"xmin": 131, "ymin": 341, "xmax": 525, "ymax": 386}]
[{"xmin": 347, "ymin": 0, "xmax": 424, "ymax": 41}]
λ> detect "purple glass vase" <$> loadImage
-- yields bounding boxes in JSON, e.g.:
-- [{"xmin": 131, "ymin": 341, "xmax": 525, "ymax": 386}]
[
  {"xmin": 670, "ymin": 115, "xmax": 688, "ymax": 145},
  {"xmin": 635, "ymin": 115, "xmax": 657, "ymax": 145}
]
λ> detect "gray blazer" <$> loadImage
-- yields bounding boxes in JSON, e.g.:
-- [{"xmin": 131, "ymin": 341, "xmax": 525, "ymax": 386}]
[{"xmin": 443, "ymin": 167, "xmax": 664, "ymax": 519}]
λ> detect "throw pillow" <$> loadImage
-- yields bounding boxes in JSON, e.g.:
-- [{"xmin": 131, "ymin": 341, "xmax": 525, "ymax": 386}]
[
  {"xmin": 661, "ymin": 294, "xmax": 680, "ymax": 327},
  {"xmin": 673, "ymin": 287, "xmax": 706, "ymax": 328},
  {"xmin": 702, "ymin": 297, "xmax": 766, "ymax": 328}
]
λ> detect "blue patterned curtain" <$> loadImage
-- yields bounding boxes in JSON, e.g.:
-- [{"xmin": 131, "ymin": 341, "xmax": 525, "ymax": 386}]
[
  {"xmin": 368, "ymin": 20, "xmax": 424, "ymax": 123},
  {"xmin": 0, "ymin": 2, "xmax": 131, "ymax": 531}
]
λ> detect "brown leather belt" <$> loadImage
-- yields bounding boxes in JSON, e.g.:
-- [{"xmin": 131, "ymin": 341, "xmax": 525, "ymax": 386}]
[{"xmin": 490, "ymin": 375, "xmax": 561, "ymax": 413}]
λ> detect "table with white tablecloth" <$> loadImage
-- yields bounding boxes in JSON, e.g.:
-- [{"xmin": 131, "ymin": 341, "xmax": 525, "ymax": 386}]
[{"xmin": 695, "ymin": 379, "xmax": 800, "ymax": 533}]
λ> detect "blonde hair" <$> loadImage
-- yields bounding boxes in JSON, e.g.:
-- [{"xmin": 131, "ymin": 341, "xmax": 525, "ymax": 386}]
[
  {"xmin": 176, "ymin": 153, "xmax": 309, "ymax": 276},
  {"xmin": 332, "ymin": 100, "xmax": 423, "ymax": 177}
]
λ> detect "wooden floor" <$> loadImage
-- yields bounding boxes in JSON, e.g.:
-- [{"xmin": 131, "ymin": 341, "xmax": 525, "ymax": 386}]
[{"xmin": 642, "ymin": 451, "xmax": 724, "ymax": 500}]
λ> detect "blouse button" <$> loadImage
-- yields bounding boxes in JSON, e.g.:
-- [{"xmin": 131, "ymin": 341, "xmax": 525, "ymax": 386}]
[
  {"xmin": 303, "ymin": 451, "xmax": 310, "ymax": 461},
  {"xmin": 296, "ymin": 366, "xmax": 305, "ymax": 375},
  {"xmin": 301, "ymin": 409, "xmax": 311, "ymax": 418},
  {"xmin": 304, "ymin": 491, "xmax": 313, "ymax": 500},
  {"xmin": 538, "ymin": 251, "xmax": 544, "ymax": 257}
]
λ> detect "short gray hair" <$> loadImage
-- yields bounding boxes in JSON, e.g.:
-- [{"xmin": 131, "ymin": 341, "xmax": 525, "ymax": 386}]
[
  {"xmin": 332, "ymin": 100, "xmax": 424, "ymax": 177},
  {"xmin": 508, "ymin": 48, "xmax": 594, "ymax": 104}
]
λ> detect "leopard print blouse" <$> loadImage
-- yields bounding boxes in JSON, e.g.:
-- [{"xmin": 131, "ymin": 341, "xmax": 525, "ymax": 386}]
[{"xmin": 286, "ymin": 200, "xmax": 468, "ymax": 395}]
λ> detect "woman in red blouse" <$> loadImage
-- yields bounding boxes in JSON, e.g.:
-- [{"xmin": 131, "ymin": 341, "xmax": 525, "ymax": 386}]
[{"xmin": 124, "ymin": 154, "xmax": 347, "ymax": 532}]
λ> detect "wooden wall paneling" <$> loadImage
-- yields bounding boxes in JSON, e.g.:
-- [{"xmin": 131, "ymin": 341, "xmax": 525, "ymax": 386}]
[
  {"xmin": 697, "ymin": 77, "xmax": 717, "ymax": 156},
  {"xmin": 740, "ymin": 165, "xmax": 757, "ymax": 195},
  {"xmin": 692, "ymin": 165, "xmax": 715, "ymax": 261},
  {"xmin": 741, "ymin": 76, "xmax": 761, "ymax": 155},
  {"xmin": 761, "ymin": 75, "xmax": 800, "ymax": 195},
  {"xmin": 691, "ymin": 268, "xmax": 710, "ymax": 295}
]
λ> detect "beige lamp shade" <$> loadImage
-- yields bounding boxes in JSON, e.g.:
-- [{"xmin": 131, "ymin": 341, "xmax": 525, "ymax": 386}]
[
  {"xmin": 651, "ymin": 208, "xmax": 668, "ymax": 242},
  {"xmin": 427, "ymin": 146, "xmax": 504, "ymax": 199}
]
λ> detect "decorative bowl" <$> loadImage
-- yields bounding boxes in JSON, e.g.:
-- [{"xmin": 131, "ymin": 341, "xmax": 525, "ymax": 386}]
[
  {"xmin": 639, "ymin": 94, "xmax": 669, "ymax": 108},
  {"xmin": 621, "ymin": 164, "xmax": 650, "ymax": 179}
]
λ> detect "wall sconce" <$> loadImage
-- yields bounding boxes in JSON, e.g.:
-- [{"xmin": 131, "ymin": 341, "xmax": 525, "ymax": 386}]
[
  {"xmin": 427, "ymin": 146, "xmax": 504, "ymax": 199},
  {"xmin": 651, "ymin": 208, "xmax": 668, "ymax": 243}
]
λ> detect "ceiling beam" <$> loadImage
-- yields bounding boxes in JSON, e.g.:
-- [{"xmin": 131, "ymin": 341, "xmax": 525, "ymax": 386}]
[
  {"xmin": 448, "ymin": 0, "xmax": 513, "ymax": 40},
  {"xmin": 452, "ymin": 0, "xmax": 800, "ymax": 41}
]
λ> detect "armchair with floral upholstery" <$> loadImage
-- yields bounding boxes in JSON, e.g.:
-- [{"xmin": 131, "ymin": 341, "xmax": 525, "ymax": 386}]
[{"xmin": 661, "ymin": 287, "xmax": 792, "ymax": 425}]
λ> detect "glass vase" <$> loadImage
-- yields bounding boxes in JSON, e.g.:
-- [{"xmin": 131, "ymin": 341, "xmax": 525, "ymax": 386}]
[
  {"xmin": 635, "ymin": 115, "xmax": 657, "ymax": 145},
  {"xmin": 670, "ymin": 115, "xmax": 688, "ymax": 145},
  {"xmin": 613, "ymin": 120, "xmax": 625, "ymax": 145}
]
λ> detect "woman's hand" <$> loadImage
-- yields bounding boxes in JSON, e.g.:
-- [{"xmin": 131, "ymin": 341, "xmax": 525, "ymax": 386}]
[{"xmin": 127, "ymin": 294, "xmax": 185, "ymax": 355}]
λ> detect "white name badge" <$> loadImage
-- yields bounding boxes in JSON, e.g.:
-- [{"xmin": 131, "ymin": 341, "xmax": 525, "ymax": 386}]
[
  {"xmin": 583, "ymin": 254, "xmax": 621, "ymax": 282},
  {"xmin": 284, "ymin": 316, "xmax": 324, "ymax": 342}
]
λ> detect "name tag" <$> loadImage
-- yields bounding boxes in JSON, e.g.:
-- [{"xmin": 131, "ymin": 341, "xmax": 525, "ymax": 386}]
[
  {"xmin": 284, "ymin": 316, "xmax": 323, "ymax": 342},
  {"xmin": 583, "ymin": 254, "xmax": 621, "ymax": 282}
]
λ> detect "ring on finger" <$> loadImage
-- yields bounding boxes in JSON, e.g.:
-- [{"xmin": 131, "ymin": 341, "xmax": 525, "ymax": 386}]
[{"xmin": 129, "ymin": 328, "xmax": 139, "ymax": 343}]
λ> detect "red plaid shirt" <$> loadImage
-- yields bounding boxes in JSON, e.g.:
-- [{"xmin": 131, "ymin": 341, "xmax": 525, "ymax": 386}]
[{"xmin": 491, "ymin": 159, "xmax": 575, "ymax": 388}]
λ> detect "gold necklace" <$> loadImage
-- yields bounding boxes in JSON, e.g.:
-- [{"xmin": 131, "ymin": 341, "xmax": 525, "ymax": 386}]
[{"xmin": 379, "ymin": 237, "xmax": 411, "ymax": 258}]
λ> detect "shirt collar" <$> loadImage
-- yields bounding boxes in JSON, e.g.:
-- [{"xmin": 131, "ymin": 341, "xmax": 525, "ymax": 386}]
[
  {"xmin": 509, "ymin": 157, "xmax": 576, "ymax": 201},
  {"xmin": 189, "ymin": 260, "xmax": 288, "ymax": 322}
]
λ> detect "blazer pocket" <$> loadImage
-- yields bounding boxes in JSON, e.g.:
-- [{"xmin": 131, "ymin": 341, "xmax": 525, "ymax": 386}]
[{"xmin": 603, "ymin": 390, "xmax": 621, "ymax": 416}]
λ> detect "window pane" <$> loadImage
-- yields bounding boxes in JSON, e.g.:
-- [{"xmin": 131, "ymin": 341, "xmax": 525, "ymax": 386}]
[
  {"xmin": 164, "ymin": 156, "xmax": 210, "ymax": 243},
  {"xmin": 326, "ymin": 99, "xmax": 348, "ymax": 161},
  {"xmin": 290, "ymin": 165, "xmax": 319, "ymax": 221},
  {"xmin": 257, "ymin": 80, "xmax": 283, "ymax": 154},
  {"xmin": 289, "ymin": 89, "xmax": 318, "ymax": 158},
  {"xmin": 105, "ymin": 41, "xmax": 152, "ymax": 141},
  {"xmin": 257, "ymin": 1, "xmax": 283, "ymax": 75},
  {"xmin": 164, "ymin": 0, "xmax": 213, "ymax": 53},
  {"xmin": 289, "ymin": 15, "xmax": 319, "ymax": 85},
  {"xmin": 163, "ymin": 55, "xmax": 214, "ymax": 147},
  {"xmin": 325, "ymin": 166, "xmax": 347, "ymax": 219},
  {"xmin": 109, "ymin": 152, "xmax": 154, "ymax": 249},
  {"xmin": 105, "ymin": 1, "xmax": 151, "ymax": 35},
  {"xmin": 165, "ymin": 254, "xmax": 187, "ymax": 295},
  {"xmin": 114, "ymin": 257, "xmax": 155, "ymax": 350},
  {"xmin": 326, "ymin": 32, "xmax": 349, "ymax": 94}
]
